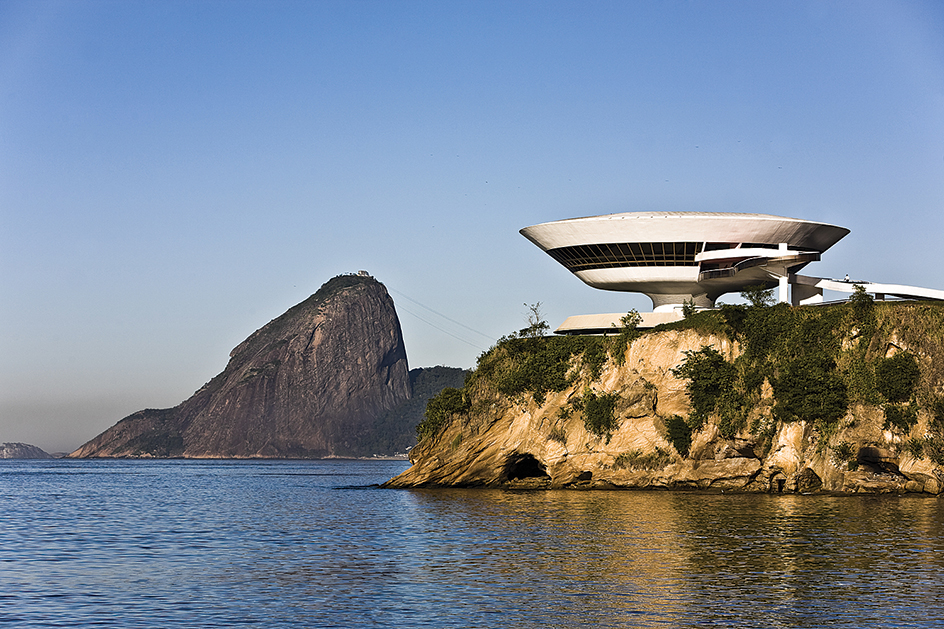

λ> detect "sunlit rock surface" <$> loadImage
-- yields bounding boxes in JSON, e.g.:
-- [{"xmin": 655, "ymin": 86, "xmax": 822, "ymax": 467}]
[{"xmin": 385, "ymin": 328, "xmax": 944, "ymax": 494}]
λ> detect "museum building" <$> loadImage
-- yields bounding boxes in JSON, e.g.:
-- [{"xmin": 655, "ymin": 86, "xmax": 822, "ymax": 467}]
[{"xmin": 520, "ymin": 211, "xmax": 943, "ymax": 334}]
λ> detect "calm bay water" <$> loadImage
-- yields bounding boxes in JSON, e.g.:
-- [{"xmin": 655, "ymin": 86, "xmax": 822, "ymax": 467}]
[{"xmin": 2, "ymin": 459, "xmax": 943, "ymax": 628}]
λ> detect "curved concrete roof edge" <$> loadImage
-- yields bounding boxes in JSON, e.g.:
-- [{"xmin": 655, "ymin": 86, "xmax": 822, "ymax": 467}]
[{"xmin": 520, "ymin": 211, "xmax": 850, "ymax": 253}]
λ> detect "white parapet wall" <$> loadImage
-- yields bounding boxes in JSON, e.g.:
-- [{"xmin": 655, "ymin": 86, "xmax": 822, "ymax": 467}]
[
  {"xmin": 791, "ymin": 275, "xmax": 944, "ymax": 303},
  {"xmin": 555, "ymin": 311, "xmax": 684, "ymax": 334}
]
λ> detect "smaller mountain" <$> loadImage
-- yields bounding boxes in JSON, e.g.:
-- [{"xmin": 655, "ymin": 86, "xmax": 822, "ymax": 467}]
[{"xmin": 0, "ymin": 443, "xmax": 53, "ymax": 459}]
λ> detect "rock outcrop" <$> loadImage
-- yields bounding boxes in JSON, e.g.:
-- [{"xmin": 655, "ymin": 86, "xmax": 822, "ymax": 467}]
[
  {"xmin": 71, "ymin": 274, "xmax": 412, "ymax": 458},
  {"xmin": 0, "ymin": 442, "xmax": 53, "ymax": 459},
  {"xmin": 386, "ymin": 316, "xmax": 944, "ymax": 494}
]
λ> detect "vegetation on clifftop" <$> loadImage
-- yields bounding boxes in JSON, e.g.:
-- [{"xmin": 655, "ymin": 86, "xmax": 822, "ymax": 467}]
[
  {"xmin": 662, "ymin": 287, "xmax": 944, "ymax": 459},
  {"xmin": 419, "ymin": 291, "xmax": 944, "ymax": 468},
  {"xmin": 416, "ymin": 304, "xmax": 638, "ymax": 441}
]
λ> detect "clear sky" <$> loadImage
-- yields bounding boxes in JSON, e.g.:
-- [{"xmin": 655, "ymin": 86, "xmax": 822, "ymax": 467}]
[{"xmin": 2, "ymin": 0, "xmax": 943, "ymax": 453}]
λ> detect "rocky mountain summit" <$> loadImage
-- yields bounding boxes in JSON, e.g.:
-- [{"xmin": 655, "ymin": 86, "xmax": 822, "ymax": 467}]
[
  {"xmin": 386, "ymin": 300, "xmax": 944, "ymax": 494},
  {"xmin": 71, "ymin": 274, "xmax": 412, "ymax": 458},
  {"xmin": 1, "ymin": 442, "xmax": 53, "ymax": 459}
]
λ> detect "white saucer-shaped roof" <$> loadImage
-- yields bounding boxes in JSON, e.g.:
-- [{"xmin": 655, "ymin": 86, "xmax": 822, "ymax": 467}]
[{"xmin": 520, "ymin": 211, "xmax": 849, "ymax": 309}]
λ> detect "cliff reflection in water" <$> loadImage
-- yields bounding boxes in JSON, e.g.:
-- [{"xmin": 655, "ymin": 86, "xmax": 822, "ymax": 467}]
[
  {"xmin": 666, "ymin": 493, "xmax": 944, "ymax": 625},
  {"xmin": 394, "ymin": 489, "xmax": 944, "ymax": 628},
  {"xmin": 395, "ymin": 489, "xmax": 689, "ymax": 624}
]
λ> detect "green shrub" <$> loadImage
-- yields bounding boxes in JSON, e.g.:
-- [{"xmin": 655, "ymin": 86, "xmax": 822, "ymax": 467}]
[
  {"xmin": 582, "ymin": 390, "xmax": 619, "ymax": 440},
  {"xmin": 665, "ymin": 414, "xmax": 693, "ymax": 457},
  {"xmin": 609, "ymin": 310, "xmax": 642, "ymax": 366},
  {"xmin": 719, "ymin": 304, "xmax": 748, "ymax": 338},
  {"xmin": 476, "ymin": 335, "xmax": 603, "ymax": 405},
  {"xmin": 773, "ymin": 355, "xmax": 848, "ymax": 428},
  {"xmin": 741, "ymin": 285, "xmax": 775, "ymax": 308},
  {"xmin": 417, "ymin": 387, "xmax": 469, "ymax": 441},
  {"xmin": 715, "ymin": 388, "xmax": 749, "ymax": 438},
  {"xmin": 875, "ymin": 352, "xmax": 920, "ymax": 403},
  {"xmin": 741, "ymin": 303, "xmax": 795, "ymax": 363},
  {"xmin": 658, "ymin": 308, "xmax": 729, "ymax": 337},
  {"xmin": 671, "ymin": 345, "xmax": 737, "ymax": 427},
  {"xmin": 581, "ymin": 341, "xmax": 608, "ymax": 382},
  {"xmin": 831, "ymin": 440, "xmax": 855, "ymax": 465},
  {"xmin": 883, "ymin": 403, "xmax": 917, "ymax": 433},
  {"xmin": 906, "ymin": 437, "xmax": 925, "ymax": 459},
  {"xmin": 842, "ymin": 352, "xmax": 879, "ymax": 405},
  {"xmin": 931, "ymin": 398, "xmax": 944, "ymax": 432},
  {"xmin": 924, "ymin": 435, "xmax": 944, "ymax": 465},
  {"xmin": 848, "ymin": 284, "xmax": 875, "ymax": 327}
]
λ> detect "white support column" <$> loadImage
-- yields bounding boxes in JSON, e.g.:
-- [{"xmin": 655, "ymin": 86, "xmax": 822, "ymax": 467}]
[{"xmin": 778, "ymin": 243, "xmax": 789, "ymax": 303}]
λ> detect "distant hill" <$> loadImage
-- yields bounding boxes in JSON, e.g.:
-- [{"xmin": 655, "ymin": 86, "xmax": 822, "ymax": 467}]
[
  {"xmin": 1, "ymin": 443, "xmax": 53, "ymax": 459},
  {"xmin": 71, "ymin": 274, "xmax": 418, "ymax": 459}
]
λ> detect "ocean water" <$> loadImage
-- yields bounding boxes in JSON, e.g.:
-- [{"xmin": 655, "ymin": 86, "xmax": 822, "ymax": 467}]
[{"xmin": 2, "ymin": 459, "xmax": 943, "ymax": 628}]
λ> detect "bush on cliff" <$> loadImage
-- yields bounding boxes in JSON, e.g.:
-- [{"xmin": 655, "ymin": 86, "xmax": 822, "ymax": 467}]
[
  {"xmin": 665, "ymin": 415, "xmax": 693, "ymax": 457},
  {"xmin": 608, "ymin": 310, "xmax": 642, "ymax": 366},
  {"xmin": 875, "ymin": 352, "xmax": 920, "ymax": 403},
  {"xmin": 773, "ymin": 354, "xmax": 848, "ymax": 429},
  {"xmin": 579, "ymin": 389, "xmax": 620, "ymax": 441},
  {"xmin": 670, "ymin": 289, "xmax": 851, "ymax": 442},
  {"xmin": 666, "ymin": 295, "xmax": 944, "ymax": 448},
  {"xmin": 883, "ymin": 402, "xmax": 918, "ymax": 433},
  {"xmin": 671, "ymin": 346, "xmax": 736, "ymax": 428},
  {"xmin": 471, "ymin": 309, "xmax": 612, "ymax": 408},
  {"xmin": 417, "ymin": 386, "xmax": 470, "ymax": 441},
  {"xmin": 417, "ymin": 313, "xmax": 612, "ymax": 440}
]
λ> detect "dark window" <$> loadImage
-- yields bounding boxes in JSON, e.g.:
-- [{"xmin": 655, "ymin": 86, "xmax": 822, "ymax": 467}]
[
  {"xmin": 546, "ymin": 242, "xmax": 704, "ymax": 272},
  {"xmin": 703, "ymin": 242, "xmax": 738, "ymax": 251}
]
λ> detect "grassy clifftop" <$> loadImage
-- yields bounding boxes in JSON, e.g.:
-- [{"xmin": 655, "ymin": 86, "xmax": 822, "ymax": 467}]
[{"xmin": 398, "ymin": 295, "xmax": 944, "ymax": 492}]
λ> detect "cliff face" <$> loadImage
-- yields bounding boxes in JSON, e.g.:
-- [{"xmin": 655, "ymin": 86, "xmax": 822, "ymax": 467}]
[
  {"xmin": 72, "ymin": 274, "xmax": 411, "ymax": 458},
  {"xmin": 386, "ymin": 303, "xmax": 944, "ymax": 494}
]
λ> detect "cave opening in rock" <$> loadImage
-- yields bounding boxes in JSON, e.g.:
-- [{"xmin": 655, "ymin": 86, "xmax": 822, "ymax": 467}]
[{"xmin": 504, "ymin": 452, "xmax": 550, "ymax": 481}]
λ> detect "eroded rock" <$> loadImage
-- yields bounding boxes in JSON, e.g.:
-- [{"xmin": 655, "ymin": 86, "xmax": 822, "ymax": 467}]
[{"xmin": 385, "ymin": 326, "xmax": 944, "ymax": 494}]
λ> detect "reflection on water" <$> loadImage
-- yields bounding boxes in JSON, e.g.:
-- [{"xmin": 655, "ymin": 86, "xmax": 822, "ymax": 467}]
[{"xmin": 2, "ymin": 460, "xmax": 943, "ymax": 628}]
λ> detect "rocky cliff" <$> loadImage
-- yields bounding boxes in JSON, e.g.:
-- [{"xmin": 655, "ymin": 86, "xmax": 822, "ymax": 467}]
[
  {"xmin": 71, "ymin": 274, "xmax": 412, "ymax": 458},
  {"xmin": 386, "ymin": 300, "xmax": 944, "ymax": 494}
]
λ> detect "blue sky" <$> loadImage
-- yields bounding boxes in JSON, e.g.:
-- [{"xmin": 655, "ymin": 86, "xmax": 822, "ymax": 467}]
[{"xmin": 2, "ymin": 0, "xmax": 943, "ymax": 453}]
